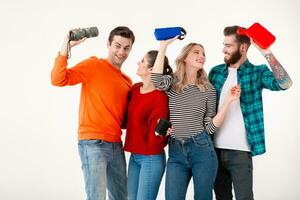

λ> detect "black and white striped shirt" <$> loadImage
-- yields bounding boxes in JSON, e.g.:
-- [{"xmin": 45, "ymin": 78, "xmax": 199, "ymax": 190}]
[{"xmin": 151, "ymin": 73, "xmax": 217, "ymax": 138}]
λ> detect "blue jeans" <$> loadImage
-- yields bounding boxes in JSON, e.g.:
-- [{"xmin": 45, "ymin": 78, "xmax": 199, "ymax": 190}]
[
  {"xmin": 127, "ymin": 152, "xmax": 166, "ymax": 200},
  {"xmin": 78, "ymin": 140, "xmax": 127, "ymax": 200},
  {"xmin": 214, "ymin": 148, "xmax": 254, "ymax": 200},
  {"xmin": 165, "ymin": 132, "xmax": 218, "ymax": 200}
]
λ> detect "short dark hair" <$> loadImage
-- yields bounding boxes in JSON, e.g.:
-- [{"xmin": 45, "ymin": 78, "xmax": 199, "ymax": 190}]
[
  {"xmin": 108, "ymin": 26, "xmax": 135, "ymax": 44},
  {"xmin": 146, "ymin": 50, "xmax": 173, "ymax": 75},
  {"xmin": 224, "ymin": 25, "xmax": 250, "ymax": 46}
]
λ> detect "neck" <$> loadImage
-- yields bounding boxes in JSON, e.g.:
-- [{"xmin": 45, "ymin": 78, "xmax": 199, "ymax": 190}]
[
  {"xmin": 229, "ymin": 55, "xmax": 247, "ymax": 69},
  {"xmin": 140, "ymin": 76, "xmax": 156, "ymax": 92},
  {"xmin": 105, "ymin": 57, "xmax": 121, "ymax": 69},
  {"xmin": 185, "ymin": 66, "xmax": 198, "ymax": 84}
]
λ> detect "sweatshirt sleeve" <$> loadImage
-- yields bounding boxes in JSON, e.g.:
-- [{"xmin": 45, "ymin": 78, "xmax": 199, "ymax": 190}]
[
  {"xmin": 51, "ymin": 54, "xmax": 96, "ymax": 86},
  {"xmin": 204, "ymin": 87, "xmax": 217, "ymax": 134},
  {"xmin": 147, "ymin": 93, "xmax": 169, "ymax": 147}
]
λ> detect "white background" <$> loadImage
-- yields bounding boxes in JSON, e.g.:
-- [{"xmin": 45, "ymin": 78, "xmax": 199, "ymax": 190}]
[{"xmin": 0, "ymin": 0, "xmax": 299, "ymax": 199}]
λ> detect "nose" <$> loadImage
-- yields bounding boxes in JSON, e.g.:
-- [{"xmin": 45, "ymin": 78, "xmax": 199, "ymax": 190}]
[
  {"xmin": 118, "ymin": 48, "xmax": 127, "ymax": 56},
  {"xmin": 222, "ymin": 46, "xmax": 226, "ymax": 54}
]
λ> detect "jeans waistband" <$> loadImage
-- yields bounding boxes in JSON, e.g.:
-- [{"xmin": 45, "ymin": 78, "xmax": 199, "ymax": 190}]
[{"xmin": 169, "ymin": 131, "xmax": 207, "ymax": 144}]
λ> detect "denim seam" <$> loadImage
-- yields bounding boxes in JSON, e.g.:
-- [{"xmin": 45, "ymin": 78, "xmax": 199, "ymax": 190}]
[
  {"xmin": 148, "ymin": 156, "xmax": 153, "ymax": 200},
  {"xmin": 83, "ymin": 144, "xmax": 89, "ymax": 175}
]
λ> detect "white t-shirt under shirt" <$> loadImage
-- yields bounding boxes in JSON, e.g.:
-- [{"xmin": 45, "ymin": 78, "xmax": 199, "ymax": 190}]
[{"xmin": 213, "ymin": 67, "xmax": 251, "ymax": 152}]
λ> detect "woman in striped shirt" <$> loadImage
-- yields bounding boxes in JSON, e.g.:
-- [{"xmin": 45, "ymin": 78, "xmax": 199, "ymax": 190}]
[{"xmin": 151, "ymin": 37, "xmax": 240, "ymax": 200}]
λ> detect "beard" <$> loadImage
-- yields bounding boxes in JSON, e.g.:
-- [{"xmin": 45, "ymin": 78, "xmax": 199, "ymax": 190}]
[{"xmin": 224, "ymin": 48, "xmax": 242, "ymax": 65}]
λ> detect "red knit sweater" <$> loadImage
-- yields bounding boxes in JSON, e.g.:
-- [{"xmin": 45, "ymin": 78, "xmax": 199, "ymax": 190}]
[{"xmin": 124, "ymin": 83, "xmax": 169, "ymax": 155}]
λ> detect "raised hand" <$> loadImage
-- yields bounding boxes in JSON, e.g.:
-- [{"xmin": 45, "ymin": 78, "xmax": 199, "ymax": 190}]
[
  {"xmin": 250, "ymin": 38, "xmax": 271, "ymax": 56},
  {"xmin": 159, "ymin": 36, "xmax": 179, "ymax": 49},
  {"xmin": 60, "ymin": 29, "xmax": 87, "ymax": 57}
]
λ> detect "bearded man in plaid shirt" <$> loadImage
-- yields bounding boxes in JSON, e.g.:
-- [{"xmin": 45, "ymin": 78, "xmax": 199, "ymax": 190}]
[{"xmin": 209, "ymin": 25, "xmax": 293, "ymax": 200}]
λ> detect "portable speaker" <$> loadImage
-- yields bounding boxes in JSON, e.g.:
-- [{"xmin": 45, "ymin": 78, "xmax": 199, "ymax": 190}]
[
  {"xmin": 237, "ymin": 23, "xmax": 276, "ymax": 49},
  {"xmin": 154, "ymin": 27, "xmax": 186, "ymax": 40},
  {"xmin": 155, "ymin": 118, "xmax": 172, "ymax": 136}
]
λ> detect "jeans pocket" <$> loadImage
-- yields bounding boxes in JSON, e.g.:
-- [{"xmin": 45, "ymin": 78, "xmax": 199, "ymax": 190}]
[
  {"xmin": 194, "ymin": 134, "xmax": 210, "ymax": 148},
  {"xmin": 89, "ymin": 139, "xmax": 104, "ymax": 145},
  {"xmin": 78, "ymin": 139, "xmax": 104, "ymax": 146}
]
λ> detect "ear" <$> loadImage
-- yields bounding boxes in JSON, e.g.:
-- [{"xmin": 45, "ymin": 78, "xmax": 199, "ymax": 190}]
[
  {"xmin": 240, "ymin": 43, "xmax": 246, "ymax": 53},
  {"xmin": 107, "ymin": 40, "xmax": 111, "ymax": 48}
]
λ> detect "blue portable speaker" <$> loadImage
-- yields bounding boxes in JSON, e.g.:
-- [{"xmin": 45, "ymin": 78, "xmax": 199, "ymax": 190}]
[{"xmin": 154, "ymin": 27, "xmax": 186, "ymax": 40}]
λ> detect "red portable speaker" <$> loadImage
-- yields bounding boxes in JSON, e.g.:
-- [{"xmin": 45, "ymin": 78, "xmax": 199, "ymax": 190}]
[{"xmin": 237, "ymin": 23, "xmax": 276, "ymax": 49}]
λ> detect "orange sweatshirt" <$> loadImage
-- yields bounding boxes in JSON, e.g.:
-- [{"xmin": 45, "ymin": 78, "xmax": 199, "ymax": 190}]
[{"xmin": 51, "ymin": 54, "xmax": 132, "ymax": 142}]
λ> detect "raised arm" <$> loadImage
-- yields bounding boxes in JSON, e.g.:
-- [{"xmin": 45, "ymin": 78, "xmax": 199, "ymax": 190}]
[
  {"xmin": 151, "ymin": 37, "xmax": 178, "ymax": 91},
  {"xmin": 51, "ymin": 30, "xmax": 87, "ymax": 86},
  {"xmin": 152, "ymin": 37, "xmax": 177, "ymax": 74},
  {"xmin": 252, "ymin": 41, "xmax": 293, "ymax": 89}
]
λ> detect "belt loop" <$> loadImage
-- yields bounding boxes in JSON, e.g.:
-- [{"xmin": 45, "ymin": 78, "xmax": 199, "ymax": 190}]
[{"xmin": 191, "ymin": 135, "xmax": 196, "ymax": 143}]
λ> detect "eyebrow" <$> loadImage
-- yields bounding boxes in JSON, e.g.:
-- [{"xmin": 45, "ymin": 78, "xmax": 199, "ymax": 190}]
[{"xmin": 114, "ymin": 42, "xmax": 131, "ymax": 48}]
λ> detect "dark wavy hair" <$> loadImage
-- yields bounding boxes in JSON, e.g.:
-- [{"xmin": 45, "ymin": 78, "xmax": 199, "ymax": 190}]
[
  {"xmin": 108, "ymin": 26, "xmax": 135, "ymax": 44},
  {"xmin": 224, "ymin": 25, "xmax": 250, "ymax": 46}
]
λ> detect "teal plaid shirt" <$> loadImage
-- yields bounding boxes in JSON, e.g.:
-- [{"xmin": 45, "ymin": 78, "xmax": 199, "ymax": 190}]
[{"xmin": 208, "ymin": 60, "xmax": 285, "ymax": 156}]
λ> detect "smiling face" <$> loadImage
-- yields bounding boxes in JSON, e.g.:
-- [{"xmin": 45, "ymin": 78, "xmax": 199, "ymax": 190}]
[
  {"xmin": 106, "ymin": 35, "xmax": 133, "ymax": 68},
  {"xmin": 136, "ymin": 54, "xmax": 151, "ymax": 77},
  {"xmin": 223, "ymin": 35, "xmax": 242, "ymax": 65},
  {"xmin": 184, "ymin": 44, "xmax": 206, "ymax": 70}
]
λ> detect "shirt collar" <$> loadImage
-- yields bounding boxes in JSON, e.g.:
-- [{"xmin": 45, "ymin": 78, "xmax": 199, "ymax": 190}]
[
  {"xmin": 222, "ymin": 59, "xmax": 250, "ymax": 71},
  {"xmin": 238, "ymin": 59, "xmax": 250, "ymax": 71}
]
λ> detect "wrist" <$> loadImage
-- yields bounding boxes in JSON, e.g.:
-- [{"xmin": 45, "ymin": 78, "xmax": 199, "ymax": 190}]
[
  {"xmin": 60, "ymin": 43, "xmax": 69, "ymax": 57},
  {"xmin": 159, "ymin": 43, "xmax": 168, "ymax": 50},
  {"xmin": 261, "ymin": 49, "xmax": 271, "ymax": 56}
]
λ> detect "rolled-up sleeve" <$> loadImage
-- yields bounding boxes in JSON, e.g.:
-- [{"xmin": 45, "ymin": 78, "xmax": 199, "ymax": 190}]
[{"xmin": 151, "ymin": 73, "xmax": 173, "ymax": 91}]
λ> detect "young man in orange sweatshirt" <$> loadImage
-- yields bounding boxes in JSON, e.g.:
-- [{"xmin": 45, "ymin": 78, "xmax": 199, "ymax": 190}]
[{"xmin": 51, "ymin": 26, "xmax": 135, "ymax": 200}]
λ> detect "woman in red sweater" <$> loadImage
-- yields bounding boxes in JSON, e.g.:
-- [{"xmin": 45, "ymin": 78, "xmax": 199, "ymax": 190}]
[{"xmin": 124, "ymin": 50, "xmax": 172, "ymax": 200}]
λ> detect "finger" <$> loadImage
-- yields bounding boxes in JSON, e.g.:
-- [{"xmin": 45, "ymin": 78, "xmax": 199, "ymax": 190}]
[
  {"xmin": 173, "ymin": 35, "xmax": 180, "ymax": 40},
  {"xmin": 235, "ymin": 88, "xmax": 241, "ymax": 92},
  {"xmin": 78, "ymin": 37, "xmax": 87, "ymax": 43},
  {"xmin": 250, "ymin": 38, "xmax": 254, "ymax": 44}
]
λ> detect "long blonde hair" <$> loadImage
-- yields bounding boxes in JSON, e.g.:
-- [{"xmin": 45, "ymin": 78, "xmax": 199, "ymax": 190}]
[{"xmin": 173, "ymin": 43, "xmax": 213, "ymax": 92}]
